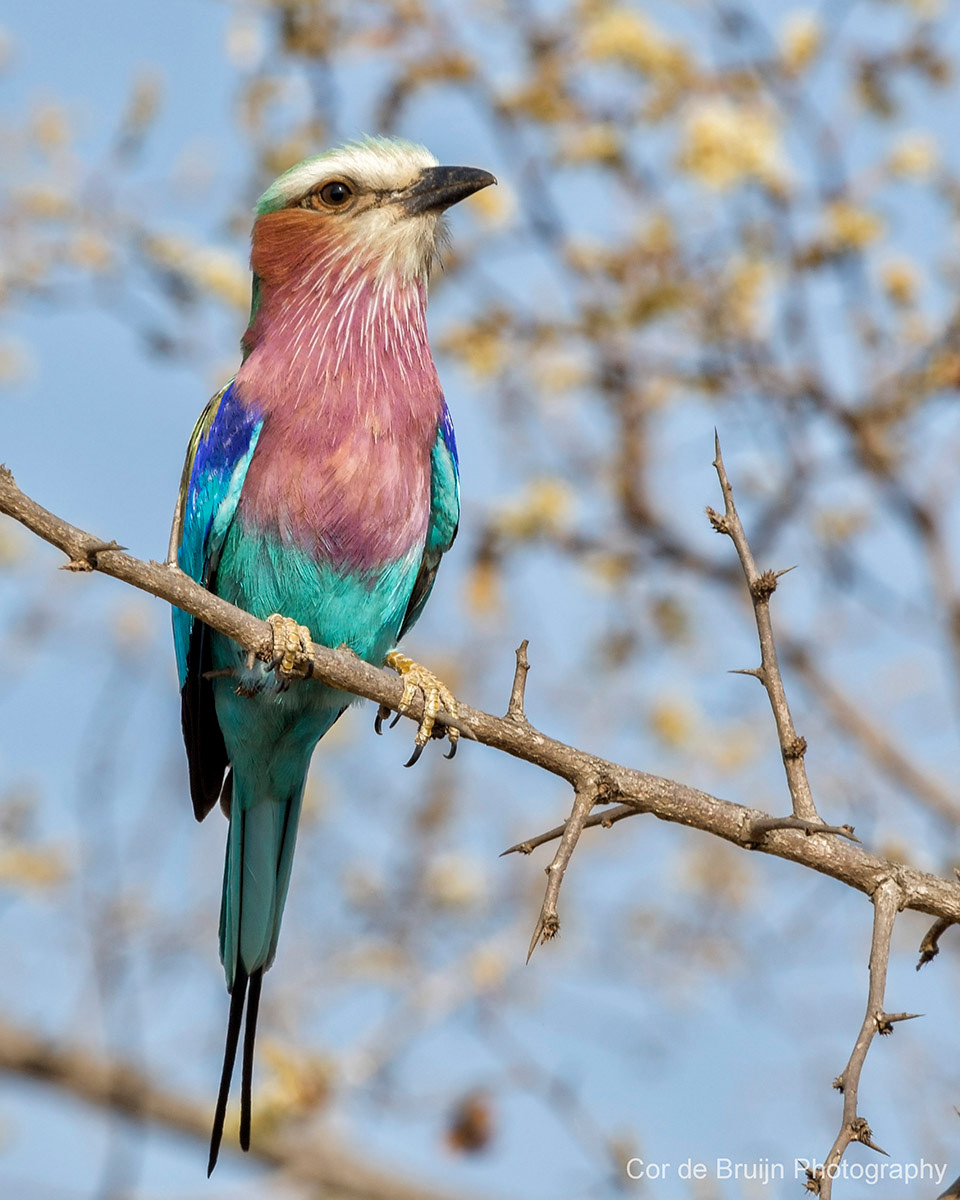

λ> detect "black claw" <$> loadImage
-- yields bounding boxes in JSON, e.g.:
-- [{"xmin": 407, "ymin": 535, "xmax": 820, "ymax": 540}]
[
  {"xmin": 390, "ymin": 711, "xmax": 402, "ymax": 729},
  {"xmin": 375, "ymin": 703, "xmax": 391, "ymax": 735},
  {"xmin": 444, "ymin": 739, "xmax": 458, "ymax": 761},
  {"xmin": 404, "ymin": 743, "xmax": 425, "ymax": 768}
]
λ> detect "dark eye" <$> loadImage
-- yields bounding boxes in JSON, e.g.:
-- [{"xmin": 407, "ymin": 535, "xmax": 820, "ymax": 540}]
[{"xmin": 318, "ymin": 180, "xmax": 352, "ymax": 207}]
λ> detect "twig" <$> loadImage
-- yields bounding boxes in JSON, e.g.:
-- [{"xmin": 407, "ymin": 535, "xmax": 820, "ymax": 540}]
[
  {"xmin": 742, "ymin": 816, "xmax": 860, "ymax": 846},
  {"xmin": 707, "ymin": 434, "xmax": 820, "ymax": 823},
  {"xmin": 917, "ymin": 917, "xmax": 954, "ymax": 970},
  {"xmin": 501, "ymin": 803, "xmax": 638, "ymax": 856},
  {"xmin": 805, "ymin": 878, "xmax": 903, "ymax": 1197},
  {"xmin": 525, "ymin": 774, "xmax": 599, "ymax": 962},
  {"xmin": 506, "ymin": 639, "xmax": 531, "ymax": 722}
]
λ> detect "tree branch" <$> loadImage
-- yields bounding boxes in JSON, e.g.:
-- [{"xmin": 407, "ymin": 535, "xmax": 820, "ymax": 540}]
[
  {"xmin": 525, "ymin": 772, "xmax": 598, "ymax": 960},
  {"xmin": 4, "ymin": 463, "xmax": 960, "ymax": 933},
  {"xmin": 805, "ymin": 878, "xmax": 909, "ymax": 1197},
  {"xmin": 707, "ymin": 433, "xmax": 821, "ymax": 824},
  {"xmin": 0, "ymin": 1015, "xmax": 475, "ymax": 1200}
]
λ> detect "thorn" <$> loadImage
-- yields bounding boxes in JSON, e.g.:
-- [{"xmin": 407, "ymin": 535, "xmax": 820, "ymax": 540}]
[
  {"xmin": 730, "ymin": 666, "xmax": 763, "ymax": 679},
  {"xmin": 877, "ymin": 1011, "xmax": 922, "ymax": 1034},
  {"xmin": 705, "ymin": 505, "xmax": 729, "ymax": 534},
  {"xmin": 526, "ymin": 912, "xmax": 558, "ymax": 962},
  {"xmin": 61, "ymin": 538, "xmax": 126, "ymax": 572},
  {"xmin": 526, "ymin": 919, "xmax": 544, "ymax": 963},
  {"xmin": 500, "ymin": 840, "xmax": 533, "ymax": 857}
]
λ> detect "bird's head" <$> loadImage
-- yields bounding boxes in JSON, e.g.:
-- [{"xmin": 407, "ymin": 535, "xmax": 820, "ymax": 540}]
[{"xmin": 249, "ymin": 136, "xmax": 496, "ymax": 292}]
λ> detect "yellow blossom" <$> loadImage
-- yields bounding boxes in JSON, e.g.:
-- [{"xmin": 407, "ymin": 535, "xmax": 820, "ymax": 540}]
[
  {"xmin": 467, "ymin": 181, "xmax": 516, "ymax": 227},
  {"xmin": 558, "ymin": 123, "xmax": 623, "ymax": 166},
  {"xmin": 191, "ymin": 248, "xmax": 249, "ymax": 309},
  {"xmin": 256, "ymin": 1040, "xmax": 334, "ymax": 1125},
  {"xmin": 0, "ymin": 846, "xmax": 66, "ymax": 888},
  {"xmin": 584, "ymin": 9, "xmax": 692, "ymax": 82},
  {"xmin": 648, "ymin": 699, "xmax": 694, "ymax": 748},
  {"xmin": 423, "ymin": 854, "xmax": 488, "ymax": 910},
  {"xmin": 68, "ymin": 232, "xmax": 113, "ymax": 272},
  {"xmin": 780, "ymin": 11, "xmax": 822, "ymax": 73},
  {"xmin": 465, "ymin": 557, "xmax": 502, "ymax": 615},
  {"xmin": 530, "ymin": 350, "xmax": 587, "ymax": 393},
  {"xmin": 0, "ymin": 525, "xmax": 25, "ymax": 566},
  {"xmin": 143, "ymin": 235, "xmax": 249, "ymax": 308},
  {"xmin": 881, "ymin": 257, "xmax": 919, "ymax": 307},
  {"xmin": 815, "ymin": 508, "xmax": 868, "ymax": 544},
  {"xmin": 586, "ymin": 552, "xmax": 632, "ymax": 590},
  {"xmin": 30, "ymin": 103, "xmax": 70, "ymax": 150},
  {"xmin": 634, "ymin": 213, "xmax": 675, "ymax": 257},
  {"xmin": 826, "ymin": 200, "xmax": 884, "ymax": 250},
  {"xmin": 0, "ymin": 339, "xmax": 30, "ymax": 385},
  {"xmin": 678, "ymin": 99, "xmax": 787, "ymax": 191},
  {"xmin": 723, "ymin": 257, "xmax": 770, "ymax": 338},
  {"xmin": 470, "ymin": 946, "xmax": 507, "ymax": 991},
  {"xmin": 440, "ymin": 321, "xmax": 505, "ymax": 377},
  {"xmin": 886, "ymin": 132, "xmax": 938, "ymax": 179},
  {"xmin": 17, "ymin": 186, "xmax": 73, "ymax": 219},
  {"xmin": 494, "ymin": 478, "xmax": 573, "ymax": 539}
]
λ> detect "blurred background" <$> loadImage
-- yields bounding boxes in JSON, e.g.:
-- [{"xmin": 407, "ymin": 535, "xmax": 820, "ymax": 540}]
[{"xmin": 2, "ymin": 0, "xmax": 960, "ymax": 1196}]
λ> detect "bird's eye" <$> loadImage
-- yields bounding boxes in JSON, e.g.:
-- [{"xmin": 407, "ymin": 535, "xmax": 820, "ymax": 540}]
[{"xmin": 317, "ymin": 180, "xmax": 353, "ymax": 208}]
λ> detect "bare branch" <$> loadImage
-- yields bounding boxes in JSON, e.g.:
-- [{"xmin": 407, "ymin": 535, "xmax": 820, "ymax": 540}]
[
  {"xmin": 506, "ymin": 639, "xmax": 531, "ymax": 722},
  {"xmin": 918, "ymin": 917, "xmax": 955, "ymax": 970},
  {"xmin": 501, "ymin": 802, "xmax": 639, "ymax": 856},
  {"xmin": 0, "ymin": 1016, "xmax": 474, "ymax": 1200},
  {"xmin": 806, "ymin": 878, "xmax": 902, "ymax": 1197},
  {"xmin": 4, "ymin": 468, "xmax": 960, "ymax": 936},
  {"xmin": 708, "ymin": 435, "xmax": 820, "ymax": 823},
  {"xmin": 525, "ymin": 773, "xmax": 599, "ymax": 961},
  {"xmin": 742, "ymin": 816, "xmax": 860, "ymax": 846}
]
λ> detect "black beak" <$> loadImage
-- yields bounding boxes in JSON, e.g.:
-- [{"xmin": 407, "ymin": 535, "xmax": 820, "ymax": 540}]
[{"xmin": 400, "ymin": 165, "xmax": 497, "ymax": 215}]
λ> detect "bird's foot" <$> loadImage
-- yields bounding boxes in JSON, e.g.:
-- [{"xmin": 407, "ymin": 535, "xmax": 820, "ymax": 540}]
[
  {"xmin": 383, "ymin": 650, "xmax": 459, "ymax": 767},
  {"xmin": 266, "ymin": 613, "xmax": 314, "ymax": 687}
]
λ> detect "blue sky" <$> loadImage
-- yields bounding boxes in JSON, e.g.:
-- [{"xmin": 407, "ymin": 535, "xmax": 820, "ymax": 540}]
[{"xmin": 3, "ymin": 2, "xmax": 960, "ymax": 1198}]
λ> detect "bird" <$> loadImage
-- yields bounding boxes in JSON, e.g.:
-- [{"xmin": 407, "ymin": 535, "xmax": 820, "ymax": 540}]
[{"xmin": 169, "ymin": 136, "xmax": 495, "ymax": 1174}]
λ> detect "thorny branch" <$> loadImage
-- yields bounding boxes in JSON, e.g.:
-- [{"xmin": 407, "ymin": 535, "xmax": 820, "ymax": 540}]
[
  {"xmin": 4, "ymin": 459, "xmax": 960, "ymax": 1198},
  {"xmin": 5, "ymin": 461, "xmax": 960, "ymax": 922},
  {"xmin": 803, "ymin": 879, "xmax": 917, "ymax": 1197},
  {"xmin": 706, "ymin": 433, "xmax": 821, "ymax": 826},
  {"xmin": 524, "ymin": 773, "xmax": 598, "ymax": 962},
  {"xmin": 3, "ymin": 460, "xmax": 960, "ymax": 911}
]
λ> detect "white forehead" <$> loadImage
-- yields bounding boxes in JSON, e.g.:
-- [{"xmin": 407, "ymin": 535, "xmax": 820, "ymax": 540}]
[{"xmin": 257, "ymin": 137, "xmax": 439, "ymax": 213}]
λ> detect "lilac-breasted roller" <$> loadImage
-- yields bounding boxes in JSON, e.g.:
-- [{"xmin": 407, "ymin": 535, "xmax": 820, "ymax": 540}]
[{"xmin": 169, "ymin": 137, "xmax": 495, "ymax": 1172}]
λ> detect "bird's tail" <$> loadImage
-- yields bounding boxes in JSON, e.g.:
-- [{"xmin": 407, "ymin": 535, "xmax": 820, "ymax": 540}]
[{"xmin": 208, "ymin": 779, "xmax": 305, "ymax": 1175}]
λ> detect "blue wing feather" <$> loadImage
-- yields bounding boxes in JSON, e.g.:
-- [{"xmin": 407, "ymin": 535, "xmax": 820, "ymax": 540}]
[
  {"xmin": 173, "ymin": 380, "xmax": 263, "ymax": 820},
  {"xmin": 173, "ymin": 381, "xmax": 263, "ymax": 685},
  {"xmin": 399, "ymin": 401, "xmax": 460, "ymax": 639}
]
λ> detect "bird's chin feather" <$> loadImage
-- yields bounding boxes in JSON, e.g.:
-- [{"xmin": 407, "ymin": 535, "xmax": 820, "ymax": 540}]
[{"xmin": 252, "ymin": 206, "xmax": 445, "ymax": 290}]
